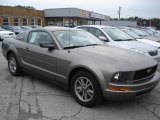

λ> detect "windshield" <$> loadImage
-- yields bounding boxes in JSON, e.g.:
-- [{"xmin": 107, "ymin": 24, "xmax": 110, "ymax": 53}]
[
  {"xmin": 53, "ymin": 30, "xmax": 103, "ymax": 48},
  {"xmin": 102, "ymin": 27, "xmax": 134, "ymax": 41},
  {"xmin": 145, "ymin": 29, "xmax": 154, "ymax": 35},
  {"xmin": 141, "ymin": 30, "xmax": 150, "ymax": 36},
  {"xmin": 123, "ymin": 29, "xmax": 141, "ymax": 39},
  {"xmin": 130, "ymin": 28, "xmax": 146, "ymax": 36},
  {"xmin": 147, "ymin": 27, "xmax": 157, "ymax": 33}
]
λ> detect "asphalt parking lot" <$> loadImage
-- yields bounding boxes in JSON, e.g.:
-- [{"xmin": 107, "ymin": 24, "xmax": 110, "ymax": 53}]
[{"xmin": 0, "ymin": 41, "xmax": 160, "ymax": 120}]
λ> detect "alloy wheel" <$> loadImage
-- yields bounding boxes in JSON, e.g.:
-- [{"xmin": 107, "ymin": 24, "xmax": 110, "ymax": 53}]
[{"xmin": 74, "ymin": 77, "xmax": 94, "ymax": 102}]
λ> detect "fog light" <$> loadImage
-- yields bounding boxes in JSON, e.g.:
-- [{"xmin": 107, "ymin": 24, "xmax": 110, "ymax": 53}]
[{"xmin": 108, "ymin": 85, "xmax": 131, "ymax": 91}]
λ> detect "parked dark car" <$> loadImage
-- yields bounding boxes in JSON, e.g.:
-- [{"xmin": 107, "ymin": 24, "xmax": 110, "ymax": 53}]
[{"xmin": 2, "ymin": 27, "xmax": 160, "ymax": 107}]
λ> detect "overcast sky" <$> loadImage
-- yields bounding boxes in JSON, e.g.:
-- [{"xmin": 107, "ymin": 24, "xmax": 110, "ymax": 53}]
[{"xmin": 0, "ymin": 0, "xmax": 160, "ymax": 19}]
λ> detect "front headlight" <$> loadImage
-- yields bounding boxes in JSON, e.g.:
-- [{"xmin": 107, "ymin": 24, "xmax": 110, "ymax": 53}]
[
  {"xmin": 130, "ymin": 48, "xmax": 148, "ymax": 56},
  {"xmin": 112, "ymin": 72, "xmax": 131, "ymax": 82}
]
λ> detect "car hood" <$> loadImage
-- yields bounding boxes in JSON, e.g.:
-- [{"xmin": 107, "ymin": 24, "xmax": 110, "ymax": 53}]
[
  {"xmin": 144, "ymin": 36, "xmax": 160, "ymax": 42},
  {"xmin": 136, "ymin": 38, "xmax": 160, "ymax": 48},
  {"xmin": 0, "ymin": 31, "xmax": 14, "ymax": 34},
  {"xmin": 107, "ymin": 40, "xmax": 157, "ymax": 52},
  {"xmin": 71, "ymin": 46, "xmax": 157, "ymax": 71}
]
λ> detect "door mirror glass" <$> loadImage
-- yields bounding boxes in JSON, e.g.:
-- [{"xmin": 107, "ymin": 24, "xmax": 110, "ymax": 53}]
[
  {"xmin": 39, "ymin": 42, "xmax": 55, "ymax": 50},
  {"xmin": 98, "ymin": 36, "xmax": 108, "ymax": 42}
]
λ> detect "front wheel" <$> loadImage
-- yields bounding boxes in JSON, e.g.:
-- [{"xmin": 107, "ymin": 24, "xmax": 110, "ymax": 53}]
[
  {"xmin": 71, "ymin": 70, "xmax": 103, "ymax": 107},
  {"xmin": 8, "ymin": 53, "xmax": 21, "ymax": 76}
]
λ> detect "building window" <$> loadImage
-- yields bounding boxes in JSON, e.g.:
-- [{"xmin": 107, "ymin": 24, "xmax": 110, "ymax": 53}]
[
  {"xmin": 14, "ymin": 17, "xmax": 19, "ymax": 26},
  {"xmin": 31, "ymin": 18, "xmax": 35, "ymax": 25},
  {"xmin": 38, "ymin": 18, "xmax": 42, "ymax": 26},
  {"xmin": 23, "ymin": 18, "xmax": 28, "ymax": 26},
  {"xmin": 3, "ymin": 16, "xmax": 9, "ymax": 25}
]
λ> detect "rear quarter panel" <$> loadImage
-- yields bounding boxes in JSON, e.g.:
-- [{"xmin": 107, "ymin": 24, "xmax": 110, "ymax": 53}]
[{"xmin": 2, "ymin": 38, "xmax": 25, "ymax": 67}]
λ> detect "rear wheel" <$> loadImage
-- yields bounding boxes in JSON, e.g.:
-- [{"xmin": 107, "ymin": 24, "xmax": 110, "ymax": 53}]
[
  {"xmin": 8, "ymin": 53, "xmax": 21, "ymax": 76},
  {"xmin": 71, "ymin": 70, "xmax": 103, "ymax": 107}
]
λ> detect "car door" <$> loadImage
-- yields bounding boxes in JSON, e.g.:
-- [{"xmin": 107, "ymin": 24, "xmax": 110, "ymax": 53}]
[{"xmin": 21, "ymin": 30, "xmax": 58, "ymax": 80}]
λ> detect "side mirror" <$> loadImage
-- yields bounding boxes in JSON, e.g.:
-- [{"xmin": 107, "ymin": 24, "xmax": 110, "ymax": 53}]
[
  {"xmin": 39, "ymin": 42, "xmax": 55, "ymax": 50},
  {"xmin": 98, "ymin": 36, "xmax": 108, "ymax": 42}
]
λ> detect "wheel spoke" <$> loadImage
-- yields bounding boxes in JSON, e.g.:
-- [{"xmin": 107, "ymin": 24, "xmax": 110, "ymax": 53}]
[
  {"xmin": 76, "ymin": 86, "xmax": 82, "ymax": 92},
  {"xmin": 88, "ymin": 89, "xmax": 94, "ymax": 94},
  {"xmin": 86, "ymin": 82, "xmax": 91, "ymax": 87},
  {"xmin": 82, "ymin": 91, "xmax": 85, "ymax": 99},
  {"xmin": 84, "ymin": 92, "xmax": 88, "ymax": 100},
  {"xmin": 85, "ymin": 79, "xmax": 88, "ymax": 86},
  {"xmin": 86, "ymin": 91, "xmax": 92, "ymax": 98},
  {"xmin": 80, "ymin": 78, "xmax": 85, "ymax": 85},
  {"xmin": 77, "ymin": 79, "xmax": 83, "ymax": 85}
]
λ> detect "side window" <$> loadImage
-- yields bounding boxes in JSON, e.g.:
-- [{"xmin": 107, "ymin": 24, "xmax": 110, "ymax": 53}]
[
  {"xmin": 89, "ymin": 28, "xmax": 97, "ymax": 37},
  {"xmin": 89, "ymin": 27, "xmax": 106, "ymax": 38},
  {"xmin": 28, "ymin": 31, "xmax": 54, "ymax": 45},
  {"xmin": 17, "ymin": 33, "xmax": 25, "ymax": 41},
  {"xmin": 96, "ymin": 29, "xmax": 106, "ymax": 37}
]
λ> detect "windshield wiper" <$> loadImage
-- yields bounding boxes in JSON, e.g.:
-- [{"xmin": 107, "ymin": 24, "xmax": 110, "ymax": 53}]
[
  {"xmin": 63, "ymin": 45, "xmax": 85, "ymax": 49},
  {"xmin": 124, "ymin": 39, "xmax": 134, "ymax": 41},
  {"xmin": 114, "ymin": 39, "xmax": 126, "ymax": 41},
  {"xmin": 114, "ymin": 39, "xmax": 134, "ymax": 41},
  {"xmin": 85, "ymin": 44, "xmax": 100, "ymax": 46}
]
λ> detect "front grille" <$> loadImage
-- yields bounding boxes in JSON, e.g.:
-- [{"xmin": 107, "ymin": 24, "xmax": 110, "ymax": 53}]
[
  {"xmin": 133, "ymin": 65, "xmax": 157, "ymax": 81},
  {"xmin": 9, "ymin": 33, "xmax": 13, "ymax": 35},
  {"xmin": 148, "ymin": 50, "xmax": 158, "ymax": 56}
]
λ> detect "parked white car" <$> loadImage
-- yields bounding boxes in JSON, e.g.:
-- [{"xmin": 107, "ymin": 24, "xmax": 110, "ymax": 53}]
[
  {"xmin": 0, "ymin": 27, "xmax": 16, "ymax": 41},
  {"xmin": 77, "ymin": 25, "xmax": 160, "ymax": 62},
  {"xmin": 120, "ymin": 28, "xmax": 160, "ymax": 50}
]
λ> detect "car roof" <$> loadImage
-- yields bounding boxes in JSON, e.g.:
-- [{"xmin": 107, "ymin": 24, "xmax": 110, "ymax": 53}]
[
  {"xmin": 77, "ymin": 25, "xmax": 116, "ymax": 29},
  {"xmin": 44, "ymin": 26, "xmax": 82, "ymax": 31}
]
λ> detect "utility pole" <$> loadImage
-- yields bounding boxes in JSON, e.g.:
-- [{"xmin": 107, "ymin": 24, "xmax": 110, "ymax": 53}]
[
  {"xmin": 118, "ymin": 6, "xmax": 121, "ymax": 20},
  {"xmin": 149, "ymin": 19, "xmax": 152, "ymax": 26}
]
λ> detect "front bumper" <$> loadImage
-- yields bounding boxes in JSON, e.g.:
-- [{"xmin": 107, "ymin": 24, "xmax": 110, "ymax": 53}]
[{"xmin": 103, "ymin": 71, "xmax": 160, "ymax": 101}]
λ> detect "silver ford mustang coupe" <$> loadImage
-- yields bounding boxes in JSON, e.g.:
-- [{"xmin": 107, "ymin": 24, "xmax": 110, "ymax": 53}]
[{"xmin": 2, "ymin": 27, "xmax": 160, "ymax": 107}]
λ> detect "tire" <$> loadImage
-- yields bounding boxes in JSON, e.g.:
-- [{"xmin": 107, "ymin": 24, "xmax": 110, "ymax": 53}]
[
  {"xmin": 8, "ymin": 53, "xmax": 21, "ymax": 76},
  {"xmin": 71, "ymin": 70, "xmax": 103, "ymax": 107}
]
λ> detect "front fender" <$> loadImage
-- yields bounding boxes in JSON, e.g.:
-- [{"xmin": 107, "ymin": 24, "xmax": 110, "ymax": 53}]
[{"xmin": 66, "ymin": 60, "xmax": 107, "ymax": 91}]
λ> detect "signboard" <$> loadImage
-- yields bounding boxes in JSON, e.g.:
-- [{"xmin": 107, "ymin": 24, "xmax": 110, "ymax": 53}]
[
  {"xmin": 90, "ymin": 12, "xmax": 105, "ymax": 20},
  {"xmin": 80, "ymin": 10, "xmax": 88, "ymax": 17}
]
